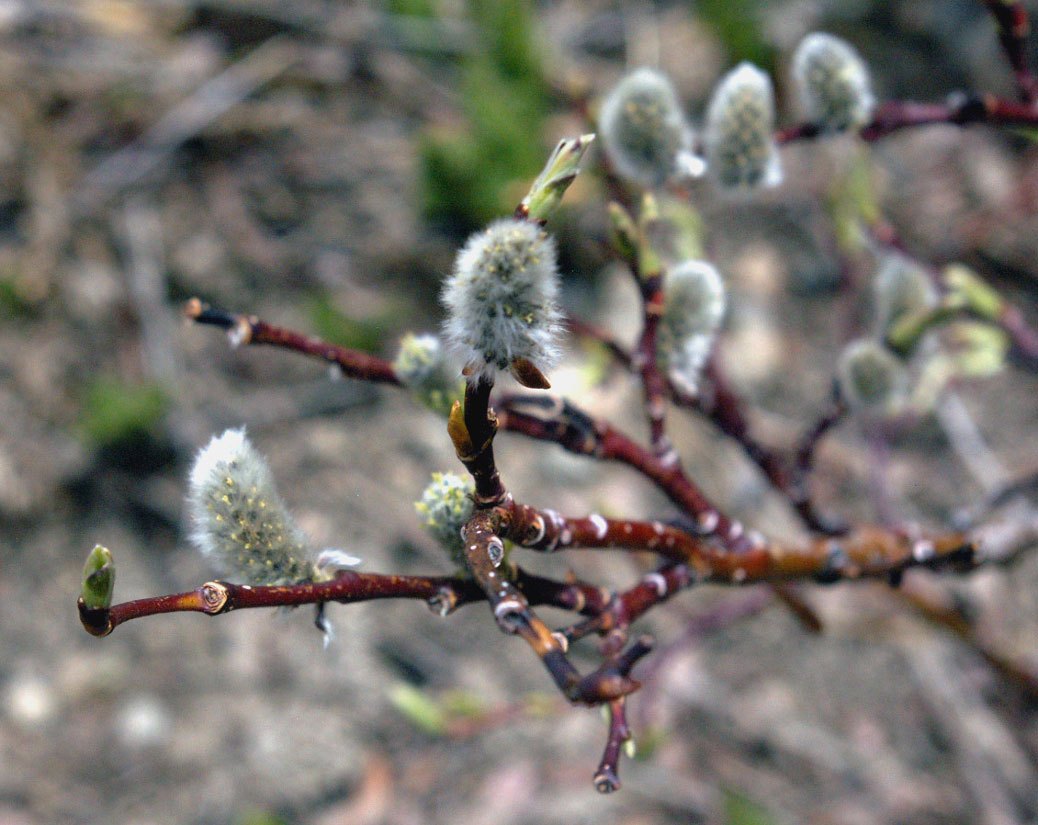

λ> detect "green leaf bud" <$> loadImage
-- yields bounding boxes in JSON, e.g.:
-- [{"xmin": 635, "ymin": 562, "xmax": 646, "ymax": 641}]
[
  {"xmin": 704, "ymin": 63, "xmax": 782, "ymax": 193},
  {"xmin": 599, "ymin": 68, "xmax": 693, "ymax": 187},
  {"xmin": 837, "ymin": 339, "xmax": 909, "ymax": 414},
  {"xmin": 442, "ymin": 218, "xmax": 563, "ymax": 385},
  {"xmin": 943, "ymin": 264, "xmax": 1006, "ymax": 321},
  {"xmin": 393, "ymin": 333, "xmax": 463, "ymax": 416},
  {"xmin": 415, "ymin": 472, "xmax": 475, "ymax": 570},
  {"xmin": 81, "ymin": 544, "xmax": 115, "ymax": 611},
  {"xmin": 792, "ymin": 33, "xmax": 875, "ymax": 132},
  {"xmin": 520, "ymin": 134, "xmax": 595, "ymax": 222}
]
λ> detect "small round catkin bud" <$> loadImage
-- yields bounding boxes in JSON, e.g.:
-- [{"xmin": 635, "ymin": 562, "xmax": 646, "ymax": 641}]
[
  {"xmin": 659, "ymin": 260, "xmax": 727, "ymax": 394},
  {"xmin": 442, "ymin": 218, "xmax": 563, "ymax": 385},
  {"xmin": 415, "ymin": 472, "xmax": 475, "ymax": 570},
  {"xmin": 187, "ymin": 428, "xmax": 317, "ymax": 585},
  {"xmin": 837, "ymin": 339, "xmax": 908, "ymax": 414},
  {"xmin": 598, "ymin": 67, "xmax": 692, "ymax": 187},
  {"xmin": 792, "ymin": 33, "xmax": 875, "ymax": 132},
  {"xmin": 393, "ymin": 333, "xmax": 463, "ymax": 416},
  {"xmin": 704, "ymin": 62, "xmax": 782, "ymax": 192},
  {"xmin": 873, "ymin": 253, "xmax": 937, "ymax": 335}
]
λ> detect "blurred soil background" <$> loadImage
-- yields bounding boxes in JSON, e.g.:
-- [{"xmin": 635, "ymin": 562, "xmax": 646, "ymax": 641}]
[{"xmin": 2, "ymin": 1, "xmax": 1038, "ymax": 824}]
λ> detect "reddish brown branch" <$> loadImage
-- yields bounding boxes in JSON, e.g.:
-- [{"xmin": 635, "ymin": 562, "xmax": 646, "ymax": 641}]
[
  {"xmin": 77, "ymin": 567, "xmax": 605, "ymax": 637},
  {"xmin": 451, "ymin": 378, "xmax": 508, "ymax": 506},
  {"xmin": 184, "ymin": 298, "xmax": 401, "ymax": 385},
  {"xmin": 461, "ymin": 508, "xmax": 647, "ymax": 705},
  {"xmin": 565, "ymin": 318, "xmax": 841, "ymax": 534},
  {"xmin": 982, "ymin": 0, "xmax": 1038, "ymax": 104},
  {"xmin": 778, "ymin": 95, "xmax": 1038, "ymax": 145},
  {"xmin": 498, "ymin": 394, "xmax": 762, "ymax": 551},
  {"xmin": 633, "ymin": 276, "xmax": 675, "ymax": 462}
]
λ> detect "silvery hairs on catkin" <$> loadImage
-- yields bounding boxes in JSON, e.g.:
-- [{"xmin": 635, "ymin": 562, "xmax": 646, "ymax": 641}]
[
  {"xmin": 598, "ymin": 67, "xmax": 692, "ymax": 187},
  {"xmin": 659, "ymin": 260, "xmax": 727, "ymax": 394},
  {"xmin": 792, "ymin": 32, "xmax": 875, "ymax": 133},
  {"xmin": 442, "ymin": 218, "xmax": 563, "ymax": 384},
  {"xmin": 704, "ymin": 62, "xmax": 782, "ymax": 192},
  {"xmin": 187, "ymin": 428, "xmax": 324, "ymax": 585}
]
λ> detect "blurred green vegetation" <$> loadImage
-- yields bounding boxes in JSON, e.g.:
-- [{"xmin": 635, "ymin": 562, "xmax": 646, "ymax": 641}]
[
  {"xmin": 305, "ymin": 292, "xmax": 396, "ymax": 353},
  {"xmin": 415, "ymin": 0, "xmax": 551, "ymax": 233},
  {"xmin": 723, "ymin": 788, "xmax": 781, "ymax": 825},
  {"xmin": 698, "ymin": 0, "xmax": 776, "ymax": 70},
  {"xmin": 80, "ymin": 376, "xmax": 168, "ymax": 448}
]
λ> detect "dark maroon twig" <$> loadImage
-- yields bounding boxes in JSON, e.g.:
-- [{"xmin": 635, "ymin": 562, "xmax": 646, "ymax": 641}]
[
  {"xmin": 185, "ymin": 298, "xmax": 401, "ymax": 385},
  {"xmin": 78, "ymin": 566, "xmax": 609, "ymax": 637},
  {"xmin": 1000, "ymin": 302, "xmax": 1038, "ymax": 367},
  {"xmin": 594, "ymin": 699, "xmax": 631, "ymax": 793},
  {"xmin": 982, "ymin": 0, "xmax": 1038, "ymax": 104},
  {"xmin": 791, "ymin": 388, "xmax": 850, "ymax": 535},
  {"xmin": 778, "ymin": 95, "xmax": 1038, "ymax": 145}
]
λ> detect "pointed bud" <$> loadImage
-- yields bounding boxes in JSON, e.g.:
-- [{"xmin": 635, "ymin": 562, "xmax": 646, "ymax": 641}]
[
  {"xmin": 187, "ymin": 428, "xmax": 318, "ymax": 585},
  {"xmin": 659, "ymin": 261, "xmax": 727, "ymax": 394},
  {"xmin": 943, "ymin": 264, "xmax": 1005, "ymax": 321},
  {"xmin": 393, "ymin": 333, "xmax": 464, "ymax": 416},
  {"xmin": 599, "ymin": 68, "xmax": 693, "ymax": 187},
  {"xmin": 415, "ymin": 472, "xmax": 475, "ymax": 570},
  {"xmin": 837, "ymin": 339, "xmax": 908, "ymax": 414},
  {"xmin": 81, "ymin": 545, "xmax": 115, "ymax": 611},
  {"xmin": 704, "ymin": 63, "xmax": 782, "ymax": 192},
  {"xmin": 873, "ymin": 253, "xmax": 938, "ymax": 335},
  {"xmin": 944, "ymin": 322, "xmax": 1009, "ymax": 378},
  {"xmin": 442, "ymin": 218, "xmax": 563, "ymax": 386},
  {"xmin": 519, "ymin": 134, "xmax": 595, "ymax": 222},
  {"xmin": 793, "ymin": 33, "xmax": 875, "ymax": 132},
  {"xmin": 607, "ymin": 201, "xmax": 639, "ymax": 262}
]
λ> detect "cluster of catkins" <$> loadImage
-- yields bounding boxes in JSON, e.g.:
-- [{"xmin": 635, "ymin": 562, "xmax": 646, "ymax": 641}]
[
  {"xmin": 599, "ymin": 32, "xmax": 874, "ymax": 193},
  {"xmin": 185, "ymin": 31, "xmax": 994, "ymax": 586}
]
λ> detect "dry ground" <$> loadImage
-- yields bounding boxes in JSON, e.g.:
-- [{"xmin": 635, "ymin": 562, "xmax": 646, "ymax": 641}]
[{"xmin": 1, "ymin": 2, "xmax": 1037, "ymax": 824}]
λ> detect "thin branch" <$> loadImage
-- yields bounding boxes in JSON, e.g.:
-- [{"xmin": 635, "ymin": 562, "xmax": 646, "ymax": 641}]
[
  {"xmin": 594, "ymin": 698, "xmax": 632, "ymax": 793},
  {"xmin": 498, "ymin": 393, "xmax": 771, "ymax": 551},
  {"xmin": 78, "ymin": 566, "xmax": 605, "ymax": 637},
  {"xmin": 460, "ymin": 508, "xmax": 650, "ymax": 705},
  {"xmin": 566, "ymin": 317, "xmax": 841, "ymax": 534},
  {"xmin": 981, "ymin": 0, "xmax": 1038, "ymax": 104},
  {"xmin": 184, "ymin": 298, "xmax": 401, "ymax": 385},
  {"xmin": 778, "ymin": 95, "xmax": 1038, "ymax": 145}
]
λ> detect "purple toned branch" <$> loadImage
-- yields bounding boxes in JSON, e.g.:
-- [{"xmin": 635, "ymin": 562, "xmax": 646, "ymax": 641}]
[
  {"xmin": 184, "ymin": 298, "xmax": 401, "ymax": 385},
  {"xmin": 982, "ymin": 0, "xmax": 1038, "ymax": 104}
]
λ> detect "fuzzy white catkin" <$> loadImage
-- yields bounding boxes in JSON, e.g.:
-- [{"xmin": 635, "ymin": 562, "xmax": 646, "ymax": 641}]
[
  {"xmin": 793, "ymin": 33, "xmax": 875, "ymax": 132},
  {"xmin": 659, "ymin": 260, "xmax": 727, "ymax": 394},
  {"xmin": 442, "ymin": 218, "xmax": 563, "ymax": 384},
  {"xmin": 873, "ymin": 253, "xmax": 937, "ymax": 335},
  {"xmin": 187, "ymin": 428, "xmax": 318, "ymax": 585},
  {"xmin": 598, "ymin": 67, "xmax": 692, "ymax": 187},
  {"xmin": 837, "ymin": 339, "xmax": 908, "ymax": 413},
  {"xmin": 393, "ymin": 332, "xmax": 461, "ymax": 416},
  {"xmin": 415, "ymin": 472, "xmax": 475, "ymax": 570},
  {"xmin": 704, "ymin": 62, "xmax": 782, "ymax": 192}
]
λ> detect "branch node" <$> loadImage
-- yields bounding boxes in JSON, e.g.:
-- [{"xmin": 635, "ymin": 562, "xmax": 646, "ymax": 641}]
[{"xmin": 201, "ymin": 582, "xmax": 230, "ymax": 614}]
